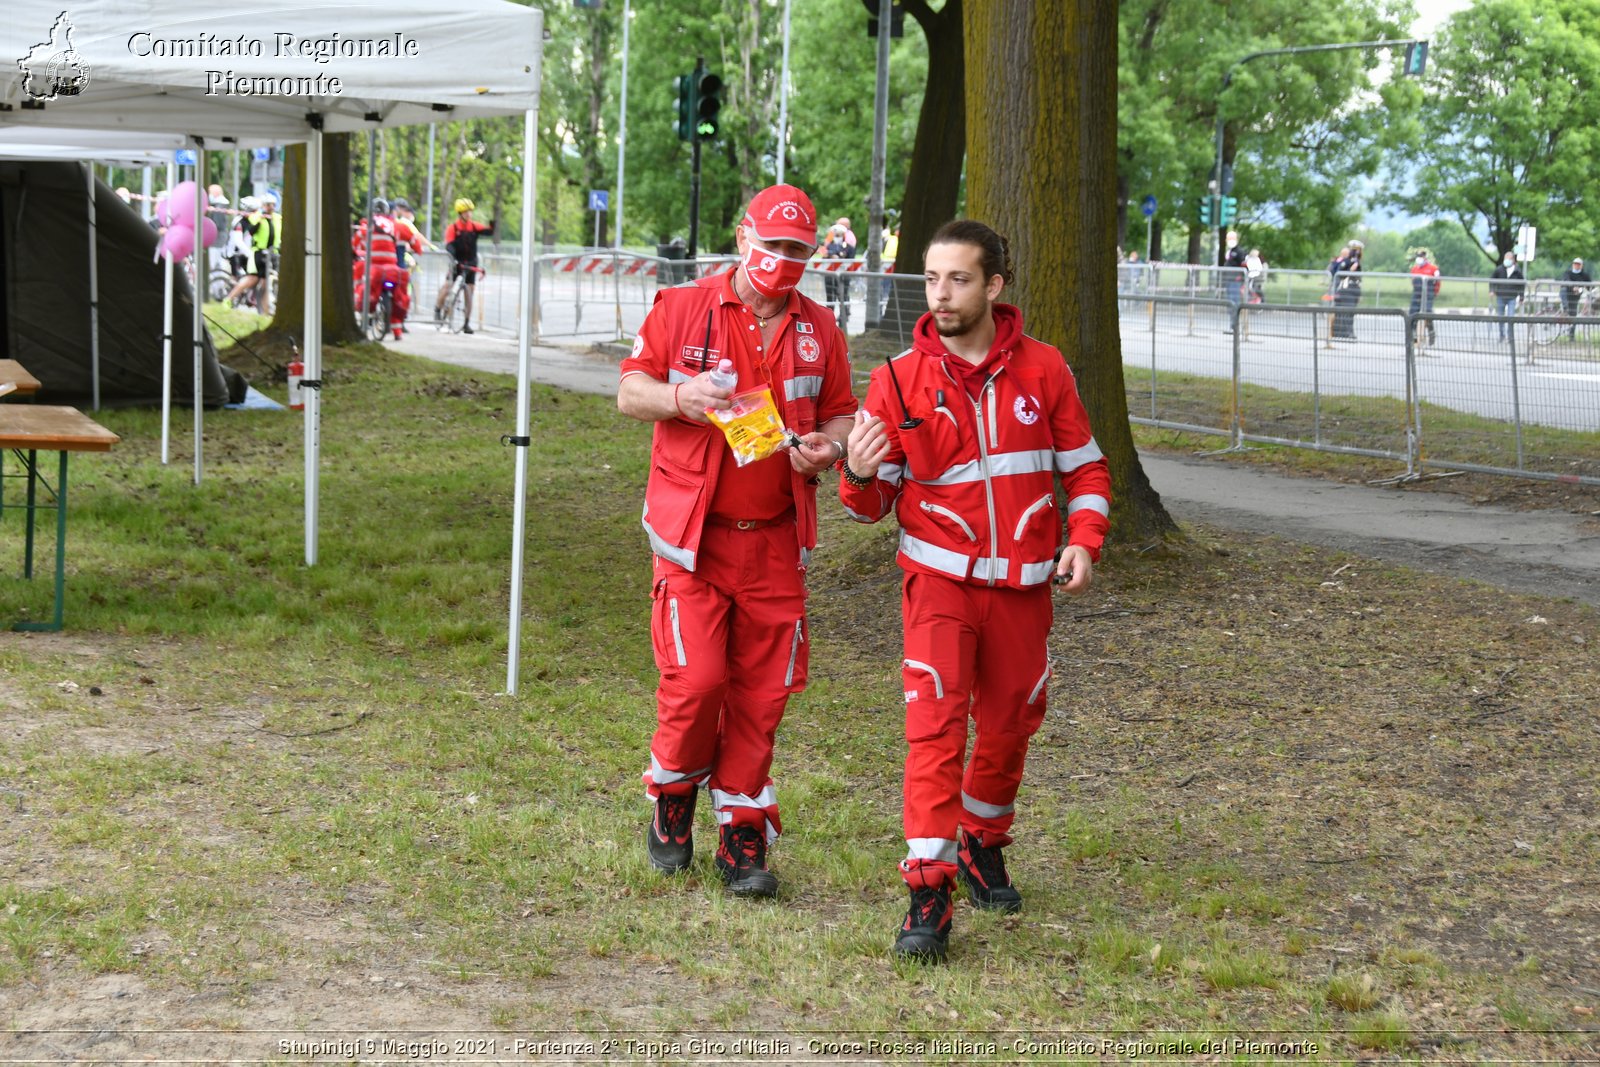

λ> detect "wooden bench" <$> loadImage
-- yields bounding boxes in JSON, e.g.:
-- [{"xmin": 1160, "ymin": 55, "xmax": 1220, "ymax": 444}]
[{"xmin": 1, "ymin": 405, "xmax": 120, "ymax": 631}]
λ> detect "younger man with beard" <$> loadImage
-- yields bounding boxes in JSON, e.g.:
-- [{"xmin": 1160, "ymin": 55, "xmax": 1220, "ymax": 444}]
[{"xmin": 839, "ymin": 220, "xmax": 1111, "ymax": 962}]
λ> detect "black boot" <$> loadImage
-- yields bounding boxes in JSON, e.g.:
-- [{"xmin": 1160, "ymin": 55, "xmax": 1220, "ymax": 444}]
[
  {"xmin": 645, "ymin": 790, "xmax": 696, "ymax": 873},
  {"xmin": 957, "ymin": 830, "xmax": 1023, "ymax": 913},
  {"xmin": 893, "ymin": 882, "xmax": 953, "ymax": 963},
  {"xmin": 714, "ymin": 823, "xmax": 778, "ymax": 898}
]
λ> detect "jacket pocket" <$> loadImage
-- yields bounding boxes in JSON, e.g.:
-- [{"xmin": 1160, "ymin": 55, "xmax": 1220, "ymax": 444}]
[
  {"xmin": 919, "ymin": 500, "xmax": 977, "ymax": 542},
  {"xmin": 643, "ymin": 463, "xmax": 704, "ymax": 546},
  {"xmin": 1012, "ymin": 492, "xmax": 1057, "ymax": 543}
]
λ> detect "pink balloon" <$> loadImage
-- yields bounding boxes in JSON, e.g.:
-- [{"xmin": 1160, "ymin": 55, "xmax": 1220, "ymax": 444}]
[
  {"xmin": 168, "ymin": 181, "xmax": 199, "ymax": 227},
  {"xmin": 155, "ymin": 195, "xmax": 171, "ymax": 227},
  {"xmin": 199, "ymin": 217, "xmax": 218, "ymax": 247},
  {"xmin": 162, "ymin": 224, "xmax": 195, "ymax": 262}
]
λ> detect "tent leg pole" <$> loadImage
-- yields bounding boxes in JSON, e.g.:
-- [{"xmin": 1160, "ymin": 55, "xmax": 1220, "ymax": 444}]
[
  {"xmin": 306, "ymin": 125, "xmax": 324, "ymax": 567},
  {"xmin": 193, "ymin": 145, "xmax": 206, "ymax": 487},
  {"xmin": 161, "ymin": 161, "xmax": 175, "ymax": 464},
  {"xmin": 507, "ymin": 107, "xmax": 539, "ymax": 697},
  {"xmin": 87, "ymin": 163, "xmax": 101, "ymax": 412}
]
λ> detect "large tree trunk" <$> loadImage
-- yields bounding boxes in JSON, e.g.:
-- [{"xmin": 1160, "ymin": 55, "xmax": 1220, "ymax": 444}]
[
  {"xmin": 965, "ymin": 1, "xmax": 1178, "ymax": 546},
  {"xmin": 274, "ymin": 133, "xmax": 362, "ymax": 345},
  {"xmin": 896, "ymin": 0, "xmax": 964, "ymax": 275}
]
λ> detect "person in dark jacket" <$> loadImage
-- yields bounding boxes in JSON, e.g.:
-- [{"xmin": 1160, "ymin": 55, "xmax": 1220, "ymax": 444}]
[
  {"xmin": 1329, "ymin": 241, "xmax": 1363, "ymax": 339},
  {"xmin": 1559, "ymin": 258, "xmax": 1593, "ymax": 339},
  {"xmin": 1488, "ymin": 253, "xmax": 1526, "ymax": 342}
]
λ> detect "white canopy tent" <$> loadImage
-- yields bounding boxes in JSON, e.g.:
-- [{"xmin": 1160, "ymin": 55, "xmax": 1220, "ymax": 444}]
[{"xmin": 3, "ymin": 0, "xmax": 545, "ymax": 692}]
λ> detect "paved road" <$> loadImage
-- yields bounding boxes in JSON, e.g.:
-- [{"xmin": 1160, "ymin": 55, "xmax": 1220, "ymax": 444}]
[{"xmin": 387, "ymin": 329, "xmax": 1600, "ymax": 608}]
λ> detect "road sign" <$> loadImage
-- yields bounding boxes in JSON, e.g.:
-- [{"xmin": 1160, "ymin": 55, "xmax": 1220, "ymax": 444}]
[
  {"xmin": 589, "ymin": 190, "xmax": 609, "ymax": 212},
  {"xmin": 174, "ymin": 149, "xmax": 197, "ymax": 166},
  {"xmin": 1140, "ymin": 195, "xmax": 1157, "ymax": 218},
  {"xmin": 253, "ymin": 147, "xmax": 272, "ymax": 163},
  {"xmin": 1517, "ymin": 225, "xmax": 1537, "ymax": 262}
]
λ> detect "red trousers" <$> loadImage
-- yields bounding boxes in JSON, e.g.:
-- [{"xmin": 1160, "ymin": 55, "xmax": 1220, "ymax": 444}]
[
  {"xmin": 899, "ymin": 572, "xmax": 1052, "ymax": 887},
  {"xmin": 352, "ymin": 262, "xmax": 411, "ymax": 325},
  {"xmin": 643, "ymin": 522, "xmax": 808, "ymax": 843}
]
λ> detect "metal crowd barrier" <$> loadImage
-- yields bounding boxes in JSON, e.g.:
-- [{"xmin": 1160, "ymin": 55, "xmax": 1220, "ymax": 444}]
[{"xmin": 1121, "ymin": 294, "xmax": 1600, "ymax": 486}]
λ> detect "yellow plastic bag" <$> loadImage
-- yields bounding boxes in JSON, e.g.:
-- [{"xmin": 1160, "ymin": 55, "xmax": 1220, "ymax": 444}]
[{"xmin": 707, "ymin": 388, "xmax": 791, "ymax": 467}]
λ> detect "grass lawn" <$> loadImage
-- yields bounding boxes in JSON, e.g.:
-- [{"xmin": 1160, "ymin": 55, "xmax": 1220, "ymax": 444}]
[{"xmin": 1, "ymin": 339, "xmax": 1597, "ymax": 1061}]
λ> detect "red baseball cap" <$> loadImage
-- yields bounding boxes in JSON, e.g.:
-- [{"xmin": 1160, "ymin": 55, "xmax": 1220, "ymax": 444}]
[{"xmin": 741, "ymin": 184, "xmax": 818, "ymax": 248}]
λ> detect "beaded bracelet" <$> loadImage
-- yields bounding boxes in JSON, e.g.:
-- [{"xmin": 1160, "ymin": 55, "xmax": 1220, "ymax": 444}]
[{"xmin": 841, "ymin": 462, "xmax": 872, "ymax": 488}]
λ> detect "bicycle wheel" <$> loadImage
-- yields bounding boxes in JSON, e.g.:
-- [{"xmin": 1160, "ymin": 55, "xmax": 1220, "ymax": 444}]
[
  {"xmin": 1530, "ymin": 312, "xmax": 1563, "ymax": 347},
  {"xmin": 208, "ymin": 269, "xmax": 233, "ymax": 302},
  {"xmin": 446, "ymin": 284, "xmax": 470, "ymax": 334},
  {"xmin": 365, "ymin": 292, "xmax": 393, "ymax": 342}
]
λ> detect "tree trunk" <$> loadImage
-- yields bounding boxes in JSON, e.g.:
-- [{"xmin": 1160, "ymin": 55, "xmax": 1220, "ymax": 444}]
[
  {"xmin": 965, "ymin": 0, "xmax": 1178, "ymax": 546},
  {"xmin": 896, "ymin": 0, "xmax": 964, "ymax": 275},
  {"xmin": 273, "ymin": 133, "xmax": 362, "ymax": 345}
]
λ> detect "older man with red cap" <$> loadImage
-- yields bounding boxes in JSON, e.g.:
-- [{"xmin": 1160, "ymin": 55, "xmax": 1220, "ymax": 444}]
[{"xmin": 618, "ymin": 184, "xmax": 858, "ymax": 896}]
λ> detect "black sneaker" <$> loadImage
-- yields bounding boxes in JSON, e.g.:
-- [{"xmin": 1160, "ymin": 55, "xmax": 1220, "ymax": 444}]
[
  {"xmin": 958, "ymin": 831, "xmax": 1023, "ymax": 913},
  {"xmin": 462, "ymin": 325, "xmax": 475, "ymax": 335},
  {"xmin": 714, "ymin": 824, "xmax": 778, "ymax": 897},
  {"xmin": 893, "ymin": 883, "xmax": 953, "ymax": 962},
  {"xmin": 646, "ymin": 790, "xmax": 696, "ymax": 873}
]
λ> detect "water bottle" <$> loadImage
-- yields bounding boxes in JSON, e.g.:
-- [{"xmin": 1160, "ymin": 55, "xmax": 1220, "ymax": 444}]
[{"xmin": 708, "ymin": 358, "xmax": 737, "ymax": 392}]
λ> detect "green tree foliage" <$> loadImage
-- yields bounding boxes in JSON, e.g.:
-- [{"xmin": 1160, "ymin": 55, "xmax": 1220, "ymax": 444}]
[
  {"xmin": 1401, "ymin": 218, "xmax": 1490, "ymax": 277},
  {"xmin": 1385, "ymin": 0, "xmax": 1600, "ymax": 266},
  {"xmin": 1116, "ymin": 0, "xmax": 1408, "ymax": 265}
]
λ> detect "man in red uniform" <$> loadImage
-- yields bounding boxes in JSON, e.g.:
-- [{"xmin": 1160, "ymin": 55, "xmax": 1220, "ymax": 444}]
[
  {"xmin": 840, "ymin": 219, "xmax": 1112, "ymax": 961},
  {"xmin": 352, "ymin": 198, "xmax": 412, "ymax": 338},
  {"xmin": 618, "ymin": 184, "xmax": 857, "ymax": 896}
]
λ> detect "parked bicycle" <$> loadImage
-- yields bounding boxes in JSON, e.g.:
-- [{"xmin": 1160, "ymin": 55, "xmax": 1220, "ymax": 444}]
[
  {"xmin": 1530, "ymin": 287, "xmax": 1599, "ymax": 346},
  {"xmin": 436, "ymin": 263, "xmax": 485, "ymax": 334}
]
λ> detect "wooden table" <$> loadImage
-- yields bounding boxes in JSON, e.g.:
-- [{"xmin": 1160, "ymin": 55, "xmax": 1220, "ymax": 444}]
[
  {"xmin": 1, "ymin": 405, "xmax": 120, "ymax": 631},
  {"xmin": 0, "ymin": 360, "xmax": 42, "ymax": 399}
]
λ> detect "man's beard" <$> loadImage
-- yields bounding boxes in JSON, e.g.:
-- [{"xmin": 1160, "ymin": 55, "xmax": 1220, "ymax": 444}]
[{"xmin": 932, "ymin": 305, "xmax": 982, "ymax": 337}]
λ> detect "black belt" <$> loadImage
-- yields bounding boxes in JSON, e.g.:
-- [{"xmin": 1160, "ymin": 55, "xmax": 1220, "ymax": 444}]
[{"xmin": 706, "ymin": 512, "xmax": 794, "ymax": 531}]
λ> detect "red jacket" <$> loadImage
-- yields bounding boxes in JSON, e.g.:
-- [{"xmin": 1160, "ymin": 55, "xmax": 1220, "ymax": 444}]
[
  {"xmin": 352, "ymin": 216, "xmax": 400, "ymax": 266},
  {"xmin": 840, "ymin": 304, "xmax": 1111, "ymax": 588},
  {"xmin": 621, "ymin": 272, "xmax": 856, "ymax": 572}
]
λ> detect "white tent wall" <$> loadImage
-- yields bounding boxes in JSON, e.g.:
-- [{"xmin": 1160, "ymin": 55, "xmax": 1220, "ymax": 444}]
[{"xmin": 3, "ymin": 0, "xmax": 545, "ymax": 691}]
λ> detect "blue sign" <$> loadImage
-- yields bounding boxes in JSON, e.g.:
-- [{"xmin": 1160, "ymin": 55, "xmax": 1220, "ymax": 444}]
[
  {"xmin": 174, "ymin": 149, "xmax": 197, "ymax": 166},
  {"xmin": 589, "ymin": 189, "xmax": 609, "ymax": 212},
  {"xmin": 253, "ymin": 147, "xmax": 272, "ymax": 162},
  {"xmin": 1140, "ymin": 195, "xmax": 1158, "ymax": 218}
]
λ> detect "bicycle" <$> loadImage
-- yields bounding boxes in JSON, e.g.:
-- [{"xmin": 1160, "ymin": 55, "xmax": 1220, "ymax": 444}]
[
  {"xmin": 1530, "ymin": 287, "xmax": 1599, "ymax": 346},
  {"xmin": 362, "ymin": 277, "xmax": 400, "ymax": 342},
  {"xmin": 436, "ymin": 262, "xmax": 485, "ymax": 334}
]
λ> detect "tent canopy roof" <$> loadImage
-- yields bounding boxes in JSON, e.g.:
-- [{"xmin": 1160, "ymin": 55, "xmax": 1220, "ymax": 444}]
[{"xmin": 2, "ymin": 0, "xmax": 543, "ymax": 146}]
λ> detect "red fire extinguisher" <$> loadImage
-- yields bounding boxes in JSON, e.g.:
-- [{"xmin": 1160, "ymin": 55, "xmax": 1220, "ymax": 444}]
[{"xmin": 287, "ymin": 356, "xmax": 305, "ymax": 411}]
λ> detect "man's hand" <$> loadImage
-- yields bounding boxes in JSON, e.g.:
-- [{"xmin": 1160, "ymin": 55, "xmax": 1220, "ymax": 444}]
[
  {"xmin": 789, "ymin": 432, "xmax": 841, "ymax": 476},
  {"xmin": 845, "ymin": 409, "xmax": 890, "ymax": 479},
  {"xmin": 674, "ymin": 370, "xmax": 735, "ymax": 424},
  {"xmin": 1054, "ymin": 545, "xmax": 1093, "ymax": 596}
]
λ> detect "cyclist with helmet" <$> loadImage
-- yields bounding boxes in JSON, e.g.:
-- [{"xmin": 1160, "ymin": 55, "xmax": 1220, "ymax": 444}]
[
  {"xmin": 352, "ymin": 197, "xmax": 413, "ymax": 338},
  {"xmin": 436, "ymin": 197, "xmax": 495, "ymax": 334},
  {"xmin": 388, "ymin": 197, "xmax": 431, "ymax": 271},
  {"xmin": 226, "ymin": 196, "xmax": 260, "ymax": 285},
  {"xmin": 225, "ymin": 192, "xmax": 281, "ymax": 314}
]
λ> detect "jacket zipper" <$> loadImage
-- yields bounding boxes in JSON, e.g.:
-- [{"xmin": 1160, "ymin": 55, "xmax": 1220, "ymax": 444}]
[
  {"xmin": 920, "ymin": 500, "xmax": 977, "ymax": 541},
  {"xmin": 1013, "ymin": 493, "xmax": 1054, "ymax": 542},
  {"xmin": 668, "ymin": 597, "xmax": 687, "ymax": 667},
  {"xmin": 973, "ymin": 382, "xmax": 999, "ymax": 586}
]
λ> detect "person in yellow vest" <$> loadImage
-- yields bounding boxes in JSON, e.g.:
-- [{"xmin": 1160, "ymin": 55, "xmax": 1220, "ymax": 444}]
[
  {"xmin": 882, "ymin": 226, "xmax": 899, "ymax": 266},
  {"xmin": 225, "ymin": 193, "xmax": 281, "ymax": 315}
]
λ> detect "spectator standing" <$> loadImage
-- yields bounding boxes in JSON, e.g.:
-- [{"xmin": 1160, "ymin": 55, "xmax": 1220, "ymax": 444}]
[
  {"xmin": 1409, "ymin": 250, "xmax": 1441, "ymax": 346},
  {"xmin": 1244, "ymin": 248, "xmax": 1266, "ymax": 303},
  {"xmin": 1559, "ymin": 257, "xmax": 1593, "ymax": 339},
  {"xmin": 224, "ymin": 194, "xmax": 280, "ymax": 315},
  {"xmin": 839, "ymin": 219, "xmax": 1111, "ymax": 963},
  {"xmin": 1488, "ymin": 252, "xmax": 1526, "ymax": 342},
  {"xmin": 1222, "ymin": 231, "xmax": 1247, "ymax": 330},
  {"xmin": 1329, "ymin": 241, "xmax": 1363, "ymax": 340},
  {"xmin": 617, "ymin": 184, "xmax": 858, "ymax": 899}
]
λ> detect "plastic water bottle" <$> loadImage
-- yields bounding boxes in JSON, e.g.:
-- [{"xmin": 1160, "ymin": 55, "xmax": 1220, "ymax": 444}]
[{"xmin": 708, "ymin": 358, "xmax": 737, "ymax": 392}]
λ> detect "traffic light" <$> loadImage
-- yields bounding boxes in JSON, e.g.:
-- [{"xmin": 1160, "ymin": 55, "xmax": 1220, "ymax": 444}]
[
  {"xmin": 1198, "ymin": 197, "xmax": 1214, "ymax": 226},
  {"xmin": 1220, "ymin": 196, "xmax": 1238, "ymax": 225},
  {"xmin": 1403, "ymin": 40, "xmax": 1428, "ymax": 77},
  {"xmin": 694, "ymin": 69, "xmax": 723, "ymax": 141},
  {"xmin": 675, "ymin": 73, "xmax": 694, "ymax": 141}
]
